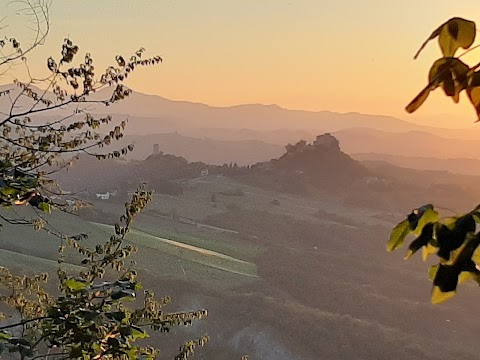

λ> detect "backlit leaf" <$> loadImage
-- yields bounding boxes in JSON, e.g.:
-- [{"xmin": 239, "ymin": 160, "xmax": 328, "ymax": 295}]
[
  {"xmin": 428, "ymin": 58, "xmax": 469, "ymax": 101},
  {"xmin": 438, "ymin": 18, "xmax": 476, "ymax": 57},
  {"xmin": 471, "ymin": 246, "xmax": 480, "ymax": 267},
  {"xmin": 429, "ymin": 265, "xmax": 439, "ymax": 282},
  {"xmin": 414, "ymin": 17, "xmax": 476, "ymax": 59},
  {"xmin": 387, "ymin": 220, "xmax": 410, "ymax": 252},
  {"xmin": 422, "ymin": 243, "xmax": 438, "ymax": 262},
  {"xmin": 412, "ymin": 208, "xmax": 440, "ymax": 236},
  {"xmin": 405, "ymin": 222, "xmax": 434, "ymax": 260},
  {"xmin": 64, "ymin": 278, "xmax": 89, "ymax": 292},
  {"xmin": 406, "ymin": 84, "xmax": 433, "ymax": 113},
  {"xmin": 458, "ymin": 271, "xmax": 476, "ymax": 284},
  {"xmin": 407, "ymin": 58, "xmax": 469, "ymax": 113},
  {"xmin": 431, "ymin": 286, "xmax": 456, "ymax": 304},
  {"xmin": 38, "ymin": 202, "xmax": 51, "ymax": 213},
  {"xmin": 432, "ymin": 264, "xmax": 459, "ymax": 303},
  {"xmin": 467, "ymin": 71, "xmax": 480, "ymax": 120},
  {"xmin": 130, "ymin": 326, "xmax": 149, "ymax": 340}
]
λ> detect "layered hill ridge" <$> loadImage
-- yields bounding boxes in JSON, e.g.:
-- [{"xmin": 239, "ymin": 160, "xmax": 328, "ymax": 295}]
[{"xmin": 54, "ymin": 133, "xmax": 371, "ymax": 197}]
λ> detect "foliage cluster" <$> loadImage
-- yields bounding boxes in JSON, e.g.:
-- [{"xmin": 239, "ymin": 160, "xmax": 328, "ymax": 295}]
[
  {"xmin": 388, "ymin": 204, "xmax": 480, "ymax": 304},
  {"xmin": 0, "ymin": 2, "xmax": 209, "ymax": 359},
  {"xmin": 390, "ymin": 16, "xmax": 480, "ymax": 304},
  {"xmin": 0, "ymin": 187, "xmax": 208, "ymax": 359},
  {"xmin": 407, "ymin": 17, "xmax": 480, "ymax": 119}
]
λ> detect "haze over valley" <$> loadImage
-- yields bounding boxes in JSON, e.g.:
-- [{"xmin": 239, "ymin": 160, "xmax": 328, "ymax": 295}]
[
  {"xmin": 35, "ymin": 94, "xmax": 480, "ymax": 359},
  {"xmin": 3, "ymin": 2, "xmax": 480, "ymax": 359}
]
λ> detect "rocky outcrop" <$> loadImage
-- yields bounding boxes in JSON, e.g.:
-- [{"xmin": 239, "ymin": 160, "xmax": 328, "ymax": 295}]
[{"xmin": 251, "ymin": 134, "xmax": 370, "ymax": 192}]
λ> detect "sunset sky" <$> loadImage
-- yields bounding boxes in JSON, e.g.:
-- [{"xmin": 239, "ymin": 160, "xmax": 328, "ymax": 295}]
[{"xmin": 6, "ymin": 0, "xmax": 480, "ymax": 128}]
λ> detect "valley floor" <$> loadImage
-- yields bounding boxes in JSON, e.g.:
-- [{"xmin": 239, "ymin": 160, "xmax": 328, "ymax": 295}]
[{"xmin": 1, "ymin": 175, "xmax": 480, "ymax": 359}]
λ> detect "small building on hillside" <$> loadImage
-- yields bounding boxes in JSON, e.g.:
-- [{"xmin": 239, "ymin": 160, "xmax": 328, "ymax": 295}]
[{"xmin": 96, "ymin": 193, "xmax": 110, "ymax": 200}]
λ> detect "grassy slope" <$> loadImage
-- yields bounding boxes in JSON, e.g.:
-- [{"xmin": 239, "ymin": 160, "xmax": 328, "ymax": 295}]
[
  {"xmin": 4, "ymin": 177, "xmax": 480, "ymax": 359},
  {"xmin": 0, "ymin": 205, "xmax": 257, "ymax": 290},
  {"xmin": 92, "ymin": 222, "xmax": 257, "ymax": 279}
]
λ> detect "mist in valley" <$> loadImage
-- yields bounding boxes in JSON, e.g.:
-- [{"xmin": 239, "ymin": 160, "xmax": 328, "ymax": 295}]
[
  {"xmin": 3, "ymin": 2, "xmax": 480, "ymax": 360},
  {"xmin": 42, "ymin": 103, "xmax": 480, "ymax": 359}
]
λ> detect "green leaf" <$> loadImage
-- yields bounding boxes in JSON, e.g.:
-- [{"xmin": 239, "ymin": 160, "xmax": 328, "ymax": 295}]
[
  {"xmin": 412, "ymin": 208, "xmax": 440, "ymax": 236},
  {"xmin": 64, "ymin": 278, "xmax": 89, "ymax": 292},
  {"xmin": 458, "ymin": 271, "xmax": 476, "ymax": 284},
  {"xmin": 134, "ymin": 282, "xmax": 143, "ymax": 291},
  {"xmin": 130, "ymin": 326, "xmax": 149, "ymax": 341},
  {"xmin": 37, "ymin": 202, "xmax": 51, "ymax": 213},
  {"xmin": 428, "ymin": 265, "xmax": 439, "ymax": 282},
  {"xmin": 387, "ymin": 205, "xmax": 438, "ymax": 255},
  {"xmin": 422, "ymin": 243, "xmax": 438, "ymax": 262},
  {"xmin": 438, "ymin": 18, "xmax": 476, "ymax": 57},
  {"xmin": 431, "ymin": 286, "xmax": 456, "ymax": 304},
  {"xmin": 405, "ymin": 222, "xmax": 434, "ymax": 260},
  {"xmin": 387, "ymin": 220, "xmax": 410, "ymax": 252},
  {"xmin": 414, "ymin": 17, "xmax": 476, "ymax": 59},
  {"xmin": 467, "ymin": 71, "xmax": 480, "ymax": 120},
  {"xmin": 0, "ymin": 331, "xmax": 11, "ymax": 340},
  {"xmin": 125, "ymin": 347, "xmax": 139, "ymax": 359},
  {"xmin": 0, "ymin": 187, "xmax": 17, "ymax": 196},
  {"xmin": 472, "ymin": 209, "xmax": 480, "ymax": 223},
  {"xmin": 471, "ymin": 246, "xmax": 480, "ymax": 267},
  {"xmin": 406, "ymin": 83, "xmax": 433, "ymax": 113},
  {"xmin": 431, "ymin": 264, "xmax": 459, "ymax": 304},
  {"xmin": 428, "ymin": 58, "xmax": 469, "ymax": 102}
]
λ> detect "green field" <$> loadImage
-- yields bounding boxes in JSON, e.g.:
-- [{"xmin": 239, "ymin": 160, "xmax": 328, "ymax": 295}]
[
  {"xmin": 0, "ymin": 249, "xmax": 84, "ymax": 275},
  {"xmin": 92, "ymin": 222, "xmax": 257, "ymax": 279},
  {"xmin": 0, "ymin": 206, "xmax": 259, "ymax": 289}
]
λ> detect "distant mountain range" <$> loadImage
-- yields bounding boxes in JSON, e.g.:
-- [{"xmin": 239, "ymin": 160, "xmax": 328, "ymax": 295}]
[
  {"xmin": 353, "ymin": 153, "xmax": 480, "ymax": 176},
  {"xmin": 90, "ymin": 89, "xmax": 480, "ymax": 139},
  {"xmin": 333, "ymin": 127, "xmax": 480, "ymax": 159},
  {"xmin": 4, "ymin": 84, "xmax": 480, "ymax": 170},
  {"xmin": 2, "ymin": 84, "xmax": 480, "ymax": 137}
]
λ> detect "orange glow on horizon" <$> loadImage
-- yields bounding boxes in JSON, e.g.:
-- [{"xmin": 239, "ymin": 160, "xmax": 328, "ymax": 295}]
[{"xmin": 3, "ymin": 0, "xmax": 480, "ymax": 128}]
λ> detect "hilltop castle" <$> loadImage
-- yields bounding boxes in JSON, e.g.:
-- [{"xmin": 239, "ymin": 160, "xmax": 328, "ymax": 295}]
[{"xmin": 284, "ymin": 133, "xmax": 340, "ymax": 155}]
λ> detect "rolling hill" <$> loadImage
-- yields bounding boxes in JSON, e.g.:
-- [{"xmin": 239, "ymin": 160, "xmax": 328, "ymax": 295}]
[{"xmin": 4, "ymin": 170, "xmax": 480, "ymax": 359}]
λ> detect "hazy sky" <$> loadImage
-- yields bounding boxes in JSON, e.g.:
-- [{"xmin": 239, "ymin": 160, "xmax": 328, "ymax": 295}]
[{"xmin": 6, "ymin": 1, "xmax": 480, "ymax": 128}]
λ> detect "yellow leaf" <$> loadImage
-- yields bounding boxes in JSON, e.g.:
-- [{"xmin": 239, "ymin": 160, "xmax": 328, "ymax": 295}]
[
  {"xmin": 413, "ymin": 208, "xmax": 440, "ymax": 236},
  {"xmin": 431, "ymin": 286, "xmax": 456, "ymax": 304},
  {"xmin": 406, "ymin": 84, "xmax": 433, "ymax": 113},
  {"xmin": 407, "ymin": 58, "xmax": 469, "ymax": 113},
  {"xmin": 428, "ymin": 265, "xmax": 439, "ymax": 282},
  {"xmin": 439, "ymin": 18, "xmax": 476, "ymax": 57},
  {"xmin": 404, "ymin": 249, "xmax": 414, "ymax": 260},
  {"xmin": 429, "ymin": 58, "xmax": 469, "ymax": 100},
  {"xmin": 467, "ymin": 71, "xmax": 480, "ymax": 120},
  {"xmin": 471, "ymin": 245, "xmax": 480, "ymax": 267},
  {"xmin": 458, "ymin": 271, "xmax": 475, "ymax": 284},
  {"xmin": 422, "ymin": 243, "xmax": 437, "ymax": 262},
  {"xmin": 387, "ymin": 220, "xmax": 410, "ymax": 252},
  {"xmin": 414, "ymin": 18, "xmax": 476, "ymax": 59},
  {"xmin": 441, "ymin": 240, "xmax": 469, "ymax": 266}
]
